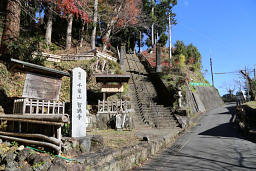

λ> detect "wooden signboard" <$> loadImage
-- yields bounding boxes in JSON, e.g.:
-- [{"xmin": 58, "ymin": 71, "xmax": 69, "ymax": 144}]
[
  {"xmin": 101, "ymin": 84, "xmax": 123, "ymax": 93},
  {"xmin": 22, "ymin": 73, "xmax": 62, "ymax": 100}
]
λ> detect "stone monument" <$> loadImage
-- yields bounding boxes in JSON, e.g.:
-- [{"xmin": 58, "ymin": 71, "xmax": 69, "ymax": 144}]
[{"xmin": 72, "ymin": 67, "xmax": 87, "ymax": 137}]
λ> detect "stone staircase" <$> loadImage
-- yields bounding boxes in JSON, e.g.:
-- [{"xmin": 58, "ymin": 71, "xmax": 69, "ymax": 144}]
[{"xmin": 125, "ymin": 54, "xmax": 179, "ymax": 129}]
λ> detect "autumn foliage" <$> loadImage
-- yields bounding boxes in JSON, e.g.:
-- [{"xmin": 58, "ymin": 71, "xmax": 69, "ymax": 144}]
[
  {"xmin": 117, "ymin": 0, "xmax": 142, "ymax": 27},
  {"xmin": 49, "ymin": 0, "xmax": 90, "ymax": 22}
]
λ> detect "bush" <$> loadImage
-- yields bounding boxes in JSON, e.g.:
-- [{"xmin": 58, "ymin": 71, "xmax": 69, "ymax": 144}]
[{"xmin": 7, "ymin": 37, "xmax": 45, "ymax": 65}]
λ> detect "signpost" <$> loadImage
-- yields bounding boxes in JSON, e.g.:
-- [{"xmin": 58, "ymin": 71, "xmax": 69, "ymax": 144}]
[
  {"xmin": 23, "ymin": 73, "xmax": 62, "ymax": 100},
  {"xmin": 72, "ymin": 68, "xmax": 87, "ymax": 137}
]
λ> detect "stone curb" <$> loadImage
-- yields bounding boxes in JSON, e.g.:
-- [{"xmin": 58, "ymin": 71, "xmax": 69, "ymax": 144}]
[{"xmin": 81, "ymin": 129, "xmax": 182, "ymax": 171}]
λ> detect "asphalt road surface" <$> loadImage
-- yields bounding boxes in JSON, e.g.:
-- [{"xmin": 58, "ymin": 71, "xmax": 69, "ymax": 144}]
[{"xmin": 134, "ymin": 103, "xmax": 256, "ymax": 171}]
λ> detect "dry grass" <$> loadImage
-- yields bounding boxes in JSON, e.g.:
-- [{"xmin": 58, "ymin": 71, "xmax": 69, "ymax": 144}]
[
  {"xmin": 87, "ymin": 129, "xmax": 140, "ymax": 149},
  {"xmin": 244, "ymin": 101, "xmax": 256, "ymax": 109}
]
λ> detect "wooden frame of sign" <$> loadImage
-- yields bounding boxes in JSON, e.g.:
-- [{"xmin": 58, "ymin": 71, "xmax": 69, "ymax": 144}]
[{"xmin": 0, "ymin": 58, "xmax": 70, "ymax": 154}]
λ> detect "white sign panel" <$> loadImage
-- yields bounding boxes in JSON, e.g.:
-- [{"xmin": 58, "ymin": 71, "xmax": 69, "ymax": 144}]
[{"xmin": 72, "ymin": 67, "xmax": 87, "ymax": 137}]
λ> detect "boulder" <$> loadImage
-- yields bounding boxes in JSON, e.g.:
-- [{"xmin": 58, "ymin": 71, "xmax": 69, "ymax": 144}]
[{"xmin": 79, "ymin": 137, "xmax": 91, "ymax": 153}]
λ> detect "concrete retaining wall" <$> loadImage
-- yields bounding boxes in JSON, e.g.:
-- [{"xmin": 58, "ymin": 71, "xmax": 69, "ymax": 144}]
[{"xmin": 194, "ymin": 86, "xmax": 224, "ymax": 111}]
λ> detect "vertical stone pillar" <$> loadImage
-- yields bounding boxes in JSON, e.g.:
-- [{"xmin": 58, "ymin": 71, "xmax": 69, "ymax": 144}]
[
  {"xmin": 71, "ymin": 67, "xmax": 87, "ymax": 137},
  {"xmin": 156, "ymin": 43, "xmax": 162, "ymax": 72},
  {"xmin": 120, "ymin": 43, "xmax": 126, "ymax": 71}
]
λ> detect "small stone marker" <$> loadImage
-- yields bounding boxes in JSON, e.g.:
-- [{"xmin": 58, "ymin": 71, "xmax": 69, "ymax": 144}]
[
  {"xmin": 116, "ymin": 113, "xmax": 122, "ymax": 130},
  {"xmin": 72, "ymin": 67, "xmax": 87, "ymax": 137}
]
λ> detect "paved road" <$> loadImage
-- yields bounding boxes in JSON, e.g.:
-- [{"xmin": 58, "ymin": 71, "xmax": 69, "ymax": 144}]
[{"xmin": 134, "ymin": 103, "xmax": 256, "ymax": 170}]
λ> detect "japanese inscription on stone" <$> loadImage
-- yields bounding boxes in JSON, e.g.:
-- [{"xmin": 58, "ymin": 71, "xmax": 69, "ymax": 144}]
[
  {"xmin": 23, "ymin": 73, "xmax": 62, "ymax": 100},
  {"xmin": 72, "ymin": 68, "xmax": 87, "ymax": 137}
]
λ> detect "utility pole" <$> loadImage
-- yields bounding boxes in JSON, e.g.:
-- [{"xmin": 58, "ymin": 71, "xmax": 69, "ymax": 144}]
[
  {"xmin": 245, "ymin": 67, "xmax": 250, "ymax": 100},
  {"xmin": 254, "ymin": 65, "xmax": 256, "ymax": 78},
  {"xmin": 168, "ymin": 12, "xmax": 172, "ymax": 64},
  {"xmin": 210, "ymin": 58, "xmax": 214, "ymax": 87}
]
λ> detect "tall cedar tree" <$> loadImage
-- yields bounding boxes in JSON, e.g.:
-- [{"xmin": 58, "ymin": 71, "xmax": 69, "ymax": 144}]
[{"xmin": 0, "ymin": 0, "xmax": 21, "ymax": 62}]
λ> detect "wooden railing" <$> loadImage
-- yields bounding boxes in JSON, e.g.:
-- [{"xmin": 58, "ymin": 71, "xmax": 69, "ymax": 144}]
[
  {"xmin": 33, "ymin": 49, "xmax": 117, "ymax": 63},
  {"xmin": 97, "ymin": 100, "xmax": 131, "ymax": 114},
  {"xmin": 13, "ymin": 98, "xmax": 65, "ymax": 115}
]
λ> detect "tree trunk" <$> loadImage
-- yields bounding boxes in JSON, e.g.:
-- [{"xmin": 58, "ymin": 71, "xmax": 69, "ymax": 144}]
[
  {"xmin": 45, "ymin": 3, "xmax": 53, "ymax": 48},
  {"xmin": 240, "ymin": 70, "xmax": 255, "ymax": 101},
  {"xmin": 151, "ymin": 1, "xmax": 154, "ymax": 47},
  {"xmin": 79, "ymin": 21, "xmax": 85, "ymax": 48},
  {"xmin": 0, "ymin": 0, "xmax": 21, "ymax": 61},
  {"xmin": 102, "ymin": 5, "xmax": 122, "ymax": 52},
  {"xmin": 168, "ymin": 12, "xmax": 172, "ymax": 63},
  {"xmin": 66, "ymin": 13, "xmax": 73, "ymax": 51},
  {"xmin": 91, "ymin": 0, "xmax": 98, "ymax": 49}
]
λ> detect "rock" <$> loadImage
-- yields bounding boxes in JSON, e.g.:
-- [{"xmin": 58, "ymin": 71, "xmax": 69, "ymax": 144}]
[
  {"xmin": 71, "ymin": 139, "xmax": 80, "ymax": 149},
  {"xmin": 28, "ymin": 154, "xmax": 51, "ymax": 171},
  {"xmin": 19, "ymin": 162, "xmax": 33, "ymax": 171},
  {"xmin": 52, "ymin": 157, "xmax": 66, "ymax": 165},
  {"xmin": 79, "ymin": 137, "xmax": 91, "ymax": 153},
  {"xmin": 90, "ymin": 135, "xmax": 104, "ymax": 152},
  {"xmin": 33, "ymin": 155, "xmax": 51, "ymax": 164},
  {"xmin": 73, "ymin": 156, "xmax": 86, "ymax": 164},
  {"xmin": 5, "ymin": 151, "xmax": 17, "ymax": 163},
  {"xmin": 66, "ymin": 164, "xmax": 86, "ymax": 171},
  {"xmin": 33, "ymin": 161, "xmax": 51, "ymax": 171},
  {"xmin": 27, "ymin": 152, "xmax": 37, "ymax": 164},
  {"xmin": 5, "ymin": 161, "xmax": 19, "ymax": 171},
  {"xmin": 17, "ymin": 145, "xmax": 24, "ymax": 151},
  {"xmin": 48, "ymin": 163, "xmax": 67, "ymax": 171},
  {"xmin": 16, "ymin": 148, "xmax": 32, "ymax": 162},
  {"xmin": 62, "ymin": 141, "xmax": 72, "ymax": 154}
]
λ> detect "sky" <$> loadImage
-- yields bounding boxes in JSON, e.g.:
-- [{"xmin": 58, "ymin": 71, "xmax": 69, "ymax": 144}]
[{"xmin": 170, "ymin": 0, "xmax": 256, "ymax": 95}]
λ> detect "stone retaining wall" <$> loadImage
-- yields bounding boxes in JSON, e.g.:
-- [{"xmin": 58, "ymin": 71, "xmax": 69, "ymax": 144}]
[{"xmin": 81, "ymin": 130, "xmax": 180, "ymax": 170}]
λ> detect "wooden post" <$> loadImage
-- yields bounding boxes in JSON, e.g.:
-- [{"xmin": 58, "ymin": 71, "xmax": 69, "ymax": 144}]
[
  {"xmin": 36, "ymin": 100, "xmax": 39, "ymax": 114},
  {"xmin": 63, "ymin": 102, "xmax": 65, "ymax": 115},
  {"xmin": 30, "ymin": 99, "xmax": 32, "ymax": 114},
  {"xmin": 18, "ymin": 122, "xmax": 21, "ymax": 133},
  {"xmin": 57, "ymin": 126, "xmax": 62, "ymax": 155},
  {"xmin": 52, "ymin": 101, "xmax": 56, "ymax": 114},
  {"xmin": 42, "ymin": 100, "xmax": 45, "ymax": 114},
  {"xmin": 22, "ymin": 99, "xmax": 26, "ymax": 114},
  {"xmin": 47, "ymin": 101, "xmax": 50, "ymax": 114}
]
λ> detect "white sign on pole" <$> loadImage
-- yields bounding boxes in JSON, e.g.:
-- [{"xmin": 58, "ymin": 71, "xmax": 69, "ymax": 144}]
[{"xmin": 72, "ymin": 67, "xmax": 87, "ymax": 137}]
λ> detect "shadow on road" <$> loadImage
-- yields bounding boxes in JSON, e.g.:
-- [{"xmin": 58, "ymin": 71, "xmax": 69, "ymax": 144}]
[{"xmin": 199, "ymin": 103, "xmax": 256, "ymax": 143}]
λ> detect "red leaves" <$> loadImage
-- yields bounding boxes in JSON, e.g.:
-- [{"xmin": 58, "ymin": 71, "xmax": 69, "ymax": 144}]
[
  {"xmin": 117, "ymin": 0, "xmax": 141, "ymax": 27},
  {"xmin": 49, "ymin": 0, "xmax": 89, "ymax": 22}
]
